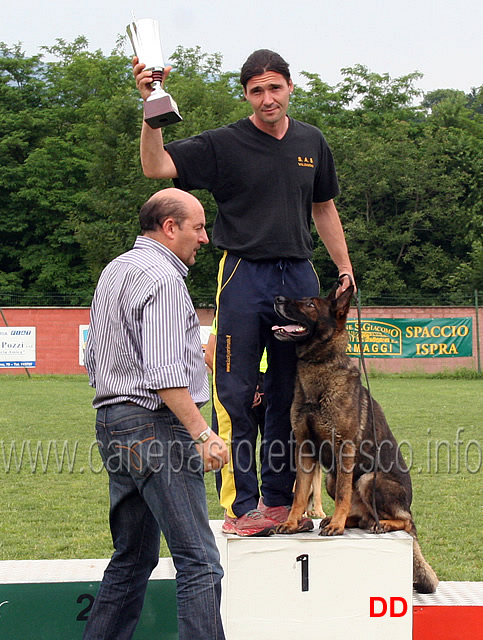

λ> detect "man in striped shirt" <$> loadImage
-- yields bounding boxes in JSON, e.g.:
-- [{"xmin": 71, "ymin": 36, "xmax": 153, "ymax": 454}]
[{"xmin": 84, "ymin": 188, "xmax": 228, "ymax": 640}]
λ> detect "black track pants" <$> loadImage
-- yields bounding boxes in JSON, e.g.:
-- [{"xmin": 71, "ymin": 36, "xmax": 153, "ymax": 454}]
[{"xmin": 212, "ymin": 252, "xmax": 320, "ymax": 518}]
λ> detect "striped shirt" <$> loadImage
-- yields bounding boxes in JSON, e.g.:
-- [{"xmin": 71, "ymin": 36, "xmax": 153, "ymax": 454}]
[{"xmin": 85, "ymin": 235, "xmax": 209, "ymax": 410}]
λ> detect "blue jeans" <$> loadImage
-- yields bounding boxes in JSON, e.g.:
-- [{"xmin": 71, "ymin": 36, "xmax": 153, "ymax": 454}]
[{"xmin": 82, "ymin": 403, "xmax": 225, "ymax": 640}]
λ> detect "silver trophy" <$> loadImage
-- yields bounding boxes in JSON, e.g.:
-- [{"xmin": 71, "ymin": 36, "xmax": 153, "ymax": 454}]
[{"xmin": 127, "ymin": 17, "xmax": 182, "ymax": 128}]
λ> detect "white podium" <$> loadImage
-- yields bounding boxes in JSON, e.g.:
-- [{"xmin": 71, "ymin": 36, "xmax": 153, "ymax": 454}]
[
  {"xmin": 213, "ymin": 521, "xmax": 414, "ymax": 640},
  {"xmin": 0, "ymin": 521, "xmax": 417, "ymax": 639}
]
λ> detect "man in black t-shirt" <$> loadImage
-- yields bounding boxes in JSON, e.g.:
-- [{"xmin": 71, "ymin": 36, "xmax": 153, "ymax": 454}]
[{"xmin": 133, "ymin": 49, "xmax": 355, "ymax": 537}]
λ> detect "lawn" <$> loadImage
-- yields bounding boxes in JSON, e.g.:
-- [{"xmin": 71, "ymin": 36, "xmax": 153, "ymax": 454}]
[{"xmin": 0, "ymin": 374, "xmax": 481, "ymax": 582}]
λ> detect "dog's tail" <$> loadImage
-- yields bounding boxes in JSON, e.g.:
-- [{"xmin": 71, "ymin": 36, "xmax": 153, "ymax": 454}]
[{"xmin": 408, "ymin": 524, "xmax": 439, "ymax": 594}]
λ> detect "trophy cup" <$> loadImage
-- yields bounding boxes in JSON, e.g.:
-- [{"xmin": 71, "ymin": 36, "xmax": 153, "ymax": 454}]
[{"xmin": 127, "ymin": 17, "xmax": 182, "ymax": 128}]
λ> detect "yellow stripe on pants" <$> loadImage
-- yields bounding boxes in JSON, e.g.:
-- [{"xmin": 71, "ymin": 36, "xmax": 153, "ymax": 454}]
[{"xmin": 212, "ymin": 251, "xmax": 241, "ymax": 518}]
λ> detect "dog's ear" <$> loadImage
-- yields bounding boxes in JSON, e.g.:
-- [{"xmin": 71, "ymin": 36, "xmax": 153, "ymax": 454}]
[
  {"xmin": 331, "ymin": 285, "xmax": 354, "ymax": 319},
  {"xmin": 327, "ymin": 282, "xmax": 339, "ymax": 301}
]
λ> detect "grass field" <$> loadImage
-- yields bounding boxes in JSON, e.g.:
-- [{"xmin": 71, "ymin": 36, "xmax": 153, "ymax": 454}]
[{"xmin": 0, "ymin": 374, "xmax": 481, "ymax": 582}]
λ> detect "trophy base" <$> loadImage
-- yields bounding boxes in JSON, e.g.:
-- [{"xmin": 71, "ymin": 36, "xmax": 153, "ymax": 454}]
[{"xmin": 144, "ymin": 94, "xmax": 182, "ymax": 128}]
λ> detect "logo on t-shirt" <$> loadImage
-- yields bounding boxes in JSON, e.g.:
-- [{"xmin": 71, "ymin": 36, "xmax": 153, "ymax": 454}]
[{"xmin": 297, "ymin": 156, "xmax": 314, "ymax": 168}]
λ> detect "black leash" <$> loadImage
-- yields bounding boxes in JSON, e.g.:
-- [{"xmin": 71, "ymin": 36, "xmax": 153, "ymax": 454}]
[{"xmin": 338, "ymin": 274, "xmax": 383, "ymax": 533}]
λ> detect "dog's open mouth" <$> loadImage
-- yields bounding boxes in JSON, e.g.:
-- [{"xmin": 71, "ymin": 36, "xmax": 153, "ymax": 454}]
[
  {"xmin": 273, "ymin": 297, "xmax": 313, "ymax": 341},
  {"xmin": 272, "ymin": 324, "xmax": 309, "ymax": 338}
]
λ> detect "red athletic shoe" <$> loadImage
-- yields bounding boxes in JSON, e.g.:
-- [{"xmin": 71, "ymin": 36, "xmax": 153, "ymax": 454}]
[
  {"xmin": 222, "ymin": 509, "xmax": 277, "ymax": 537},
  {"xmin": 258, "ymin": 498, "xmax": 314, "ymax": 532}
]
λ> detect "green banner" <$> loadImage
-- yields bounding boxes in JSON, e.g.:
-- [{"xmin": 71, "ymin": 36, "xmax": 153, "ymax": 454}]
[
  {"xmin": 346, "ymin": 317, "xmax": 473, "ymax": 358},
  {"xmin": 0, "ymin": 580, "xmax": 178, "ymax": 639}
]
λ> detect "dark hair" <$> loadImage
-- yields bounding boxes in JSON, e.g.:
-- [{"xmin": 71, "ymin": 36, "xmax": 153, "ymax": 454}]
[
  {"xmin": 139, "ymin": 197, "xmax": 188, "ymax": 233},
  {"xmin": 240, "ymin": 49, "xmax": 291, "ymax": 89}
]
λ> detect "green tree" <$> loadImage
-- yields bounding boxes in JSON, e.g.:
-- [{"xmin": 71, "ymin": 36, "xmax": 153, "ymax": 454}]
[
  {"xmin": 1, "ymin": 38, "xmax": 157, "ymax": 302},
  {"xmin": 291, "ymin": 66, "xmax": 482, "ymax": 302},
  {"xmin": 0, "ymin": 43, "xmax": 48, "ymax": 293},
  {"xmin": 0, "ymin": 41, "xmax": 480, "ymax": 306}
]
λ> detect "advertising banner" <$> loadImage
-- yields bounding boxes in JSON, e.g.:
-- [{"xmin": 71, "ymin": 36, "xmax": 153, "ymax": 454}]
[
  {"xmin": 0, "ymin": 327, "xmax": 36, "ymax": 367},
  {"xmin": 346, "ymin": 318, "xmax": 472, "ymax": 358}
]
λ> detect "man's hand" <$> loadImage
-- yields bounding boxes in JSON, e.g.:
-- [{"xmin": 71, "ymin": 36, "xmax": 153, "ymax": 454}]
[
  {"xmin": 200, "ymin": 432, "xmax": 229, "ymax": 473},
  {"xmin": 336, "ymin": 272, "xmax": 357, "ymax": 297},
  {"xmin": 132, "ymin": 56, "xmax": 172, "ymax": 101}
]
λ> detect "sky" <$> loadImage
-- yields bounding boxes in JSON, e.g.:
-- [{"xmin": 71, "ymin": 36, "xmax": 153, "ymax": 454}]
[{"xmin": 2, "ymin": 0, "xmax": 482, "ymax": 96}]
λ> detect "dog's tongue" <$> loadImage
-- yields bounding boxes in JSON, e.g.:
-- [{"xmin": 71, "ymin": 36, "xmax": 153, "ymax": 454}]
[{"xmin": 272, "ymin": 324, "xmax": 304, "ymax": 334}]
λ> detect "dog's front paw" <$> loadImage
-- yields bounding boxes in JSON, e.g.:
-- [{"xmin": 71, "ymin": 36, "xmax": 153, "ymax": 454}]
[
  {"xmin": 277, "ymin": 518, "xmax": 314, "ymax": 534},
  {"xmin": 319, "ymin": 516, "xmax": 332, "ymax": 529},
  {"xmin": 319, "ymin": 517, "xmax": 344, "ymax": 536},
  {"xmin": 319, "ymin": 524, "xmax": 345, "ymax": 536},
  {"xmin": 276, "ymin": 520, "xmax": 301, "ymax": 534}
]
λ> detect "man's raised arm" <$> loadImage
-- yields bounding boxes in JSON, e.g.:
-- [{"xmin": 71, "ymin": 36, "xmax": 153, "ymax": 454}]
[{"xmin": 133, "ymin": 57, "xmax": 178, "ymax": 179}]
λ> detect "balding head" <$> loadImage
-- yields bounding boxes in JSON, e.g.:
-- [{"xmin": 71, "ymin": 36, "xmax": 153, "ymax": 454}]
[
  {"xmin": 139, "ymin": 188, "xmax": 208, "ymax": 266},
  {"xmin": 139, "ymin": 188, "xmax": 203, "ymax": 233}
]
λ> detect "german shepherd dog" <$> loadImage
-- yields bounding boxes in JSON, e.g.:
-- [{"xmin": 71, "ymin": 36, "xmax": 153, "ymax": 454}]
[{"xmin": 273, "ymin": 284, "xmax": 439, "ymax": 594}]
